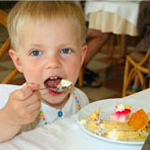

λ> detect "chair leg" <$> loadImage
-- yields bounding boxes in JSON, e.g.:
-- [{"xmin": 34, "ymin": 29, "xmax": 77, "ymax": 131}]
[
  {"xmin": 78, "ymin": 67, "xmax": 83, "ymax": 88},
  {"xmin": 116, "ymin": 35, "xmax": 122, "ymax": 58},
  {"xmin": 109, "ymin": 34, "xmax": 115, "ymax": 58},
  {"xmin": 122, "ymin": 57, "xmax": 130, "ymax": 97},
  {"xmin": 137, "ymin": 71, "xmax": 146, "ymax": 90}
]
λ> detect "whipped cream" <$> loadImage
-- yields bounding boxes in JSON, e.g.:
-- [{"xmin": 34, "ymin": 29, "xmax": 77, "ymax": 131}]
[
  {"xmin": 58, "ymin": 79, "xmax": 72, "ymax": 89},
  {"xmin": 107, "ymin": 130, "xmax": 118, "ymax": 140},
  {"xmin": 115, "ymin": 104, "xmax": 125, "ymax": 112}
]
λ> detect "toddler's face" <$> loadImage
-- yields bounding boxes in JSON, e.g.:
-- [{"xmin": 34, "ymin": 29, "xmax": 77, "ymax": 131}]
[{"xmin": 10, "ymin": 18, "xmax": 87, "ymax": 108}]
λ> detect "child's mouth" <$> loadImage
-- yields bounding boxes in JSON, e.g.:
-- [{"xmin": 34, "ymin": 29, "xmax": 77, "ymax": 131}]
[
  {"xmin": 44, "ymin": 77, "xmax": 62, "ymax": 89},
  {"xmin": 44, "ymin": 77, "xmax": 72, "ymax": 93}
]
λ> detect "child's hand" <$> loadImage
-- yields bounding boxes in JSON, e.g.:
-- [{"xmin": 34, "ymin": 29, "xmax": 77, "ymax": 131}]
[{"xmin": 4, "ymin": 83, "xmax": 41, "ymax": 126}]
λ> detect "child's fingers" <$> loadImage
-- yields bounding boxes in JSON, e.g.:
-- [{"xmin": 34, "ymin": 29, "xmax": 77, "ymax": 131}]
[
  {"xmin": 27, "ymin": 83, "xmax": 40, "ymax": 91},
  {"xmin": 27, "ymin": 100, "xmax": 41, "ymax": 113},
  {"xmin": 25, "ymin": 91, "xmax": 41, "ymax": 107},
  {"xmin": 12, "ymin": 84, "xmax": 40, "ymax": 101},
  {"xmin": 23, "ymin": 100, "xmax": 41, "ymax": 123},
  {"xmin": 22, "ymin": 83, "xmax": 40, "ymax": 99},
  {"xmin": 6, "ymin": 84, "xmax": 41, "ymax": 126},
  {"xmin": 31, "ymin": 109, "xmax": 41, "ymax": 121}
]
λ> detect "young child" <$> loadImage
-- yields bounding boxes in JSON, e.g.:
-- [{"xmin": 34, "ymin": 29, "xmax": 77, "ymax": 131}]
[{"xmin": 0, "ymin": 1, "xmax": 89, "ymax": 142}]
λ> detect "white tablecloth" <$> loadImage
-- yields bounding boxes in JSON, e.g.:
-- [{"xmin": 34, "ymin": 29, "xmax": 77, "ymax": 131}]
[
  {"xmin": 85, "ymin": 1, "xmax": 140, "ymax": 25},
  {"xmin": 0, "ymin": 116, "xmax": 143, "ymax": 150},
  {"xmin": 0, "ymin": 86, "xmax": 150, "ymax": 150},
  {"xmin": 85, "ymin": 1, "xmax": 141, "ymax": 56}
]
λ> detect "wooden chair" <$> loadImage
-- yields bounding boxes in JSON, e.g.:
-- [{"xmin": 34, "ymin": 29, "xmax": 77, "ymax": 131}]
[
  {"xmin": 78, "ymin": 67, "xmax": 83, "ymax": 87},
  {"xmin": 122, "ymin": 46, "xmax": 150, "ymax": 97},
  {"xmin": 0, "ymin": 9, "xmax": 19, "ymax": 84}
]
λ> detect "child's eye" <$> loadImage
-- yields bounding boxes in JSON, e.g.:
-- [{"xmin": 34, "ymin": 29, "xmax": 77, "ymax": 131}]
[
  {"xmin": 30, "ymin": 50, "xmax": 42, "ymax": 56},
  {"xmin": 60, "ymin": 48, "xmax": 72, "ymax": 54}
]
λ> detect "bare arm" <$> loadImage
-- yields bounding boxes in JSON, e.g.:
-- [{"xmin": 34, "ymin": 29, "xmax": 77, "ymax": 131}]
[
  {"xmin": 0, "ymin": 107, "xmax": 21, "ymax": 142},
  {"xmin": 0, "ymin": 84, "xmax": 41, "ymax": 142}
]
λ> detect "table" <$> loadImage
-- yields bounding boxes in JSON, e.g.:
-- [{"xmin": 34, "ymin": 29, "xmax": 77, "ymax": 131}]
[
  {"xmin": 85, "ymin": 1, "xmax": 140, "ymax": 57},
  {"xmin": 0, "ymin": 85, "xmax": 150, "ymax": 150}
]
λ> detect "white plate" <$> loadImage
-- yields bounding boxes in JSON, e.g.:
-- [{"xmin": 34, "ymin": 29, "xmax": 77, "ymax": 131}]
[{"xmin": 77, "ymin": 98, "xmax": 150, "ymax": 145}]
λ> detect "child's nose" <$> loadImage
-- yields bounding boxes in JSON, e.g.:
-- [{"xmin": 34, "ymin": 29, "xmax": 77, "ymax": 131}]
[{"xmin": 45, "ymin": 55, "xmax": 60, "ymax": 69}]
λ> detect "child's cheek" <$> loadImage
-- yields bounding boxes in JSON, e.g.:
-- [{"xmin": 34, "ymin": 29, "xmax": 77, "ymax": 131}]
[
  {"xmin": 67, "ymin": 61, "xmax": 80, "ymax": 83},
  {"xmin": 24, "ymin": 65, "xmax": 42, "ymax": 83}
]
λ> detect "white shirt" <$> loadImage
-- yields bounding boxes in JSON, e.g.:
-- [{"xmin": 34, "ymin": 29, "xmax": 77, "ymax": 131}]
[{"xmin": 0, "ymin": 84, "xmax": 89, "ymax": 132}]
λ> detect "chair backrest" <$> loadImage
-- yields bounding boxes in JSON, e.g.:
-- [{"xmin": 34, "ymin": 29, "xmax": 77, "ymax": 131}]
[
  {"xmin": 122, "ymin": 44, "xmax": 150, "ymax": 97},
  {"xmin": 0, "ymin": 9, "xmax": 19, "ymax": 84},
  {"xmin": 0, "ymin": 10, "xmax": 11, "ymax": 57},
  {"xmin": 0, "ymin": 9, "xmax": 7, "ymax": 26}
]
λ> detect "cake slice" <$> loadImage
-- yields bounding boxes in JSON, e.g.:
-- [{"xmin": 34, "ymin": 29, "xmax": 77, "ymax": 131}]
[
  {"xmin": 110, "ymin": 104, "xmax": 131, "ymax": 123},
  {"xmin": 87, "ymin": 108, "xmax": 100, "ymax": 131}
]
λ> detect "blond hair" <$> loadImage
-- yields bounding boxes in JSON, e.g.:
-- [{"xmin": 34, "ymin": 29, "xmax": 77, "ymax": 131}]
[{"xmin": 7, "ymin": 1, "xmax": 87, "ymax": 49}]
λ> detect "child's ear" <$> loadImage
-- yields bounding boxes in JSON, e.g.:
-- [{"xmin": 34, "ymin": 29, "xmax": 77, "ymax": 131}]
[
  {"xmin": 80, "ymin": 44, "xmax": 88, "ymax": 66},
  {"xmin": 9, "ymin": 49, "xmax": 23, "ymax": 73}
]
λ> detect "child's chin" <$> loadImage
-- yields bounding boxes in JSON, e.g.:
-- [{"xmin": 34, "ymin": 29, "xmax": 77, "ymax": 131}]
[{"xmin": 42, "ymin": 93, "xmax": 69, "ymax": 106}]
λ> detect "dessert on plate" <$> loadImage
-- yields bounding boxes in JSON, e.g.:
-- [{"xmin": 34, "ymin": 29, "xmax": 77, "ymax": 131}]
[
  {"xmin": 109, "ymin": 104, "xmax": 131, "ymax": 123},
  {"xmin": 79, "ymin": 103, "xmax": 150, "ymax": 141}
]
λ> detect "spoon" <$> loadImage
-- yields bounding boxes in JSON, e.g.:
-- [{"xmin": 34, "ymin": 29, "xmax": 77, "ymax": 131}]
[{"xmin": 38, "ymin": 79, "xmax": 73, "ymax": 92}]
